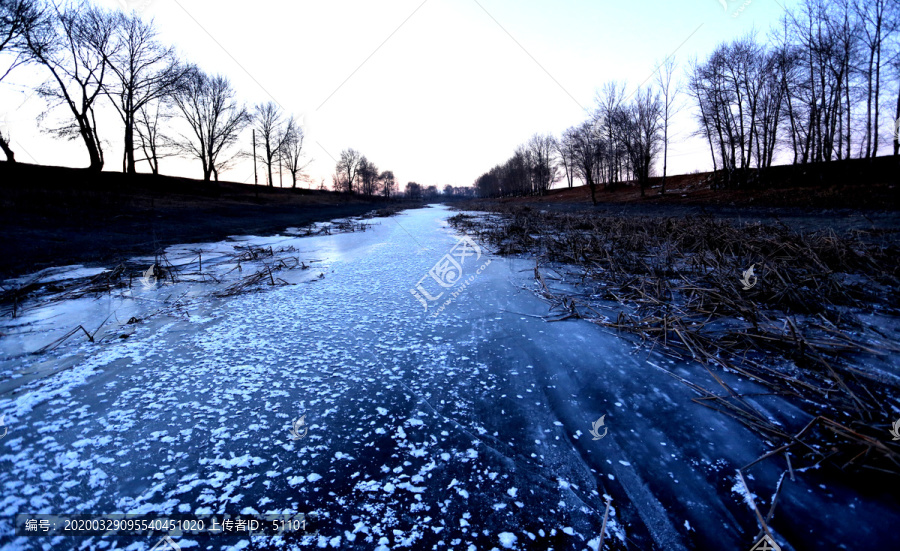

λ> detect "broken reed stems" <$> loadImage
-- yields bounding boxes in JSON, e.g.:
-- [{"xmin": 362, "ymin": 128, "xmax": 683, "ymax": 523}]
[
  {"xmin": 1, "ymin": 215, "xmax": 375, "ymax": 319},
  {"xmin": 597, "ymin": 495, "xmax": 611, "ymax": 550},
  {"xmin": 449, "ymin": 205, "xmax": 900, "ymax": 476}
]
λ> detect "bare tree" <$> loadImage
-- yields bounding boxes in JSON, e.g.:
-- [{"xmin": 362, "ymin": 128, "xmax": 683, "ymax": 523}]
[
  {"xmin": 171, "ymin": 68, "xmax": 249, "ymax": 181},
  {"xmin": 655, "ymin": 55, "xmax": 681, "ymax": 194},
  {"xmin": 254, "ymin": 101, "xmax": 286, "ymax": 187},
  {"xmin": 503, "ymin": 146, "xmax": 531, "ymax": 196},
  {"xmin": 133, "ymin": 98, "xmax": 175, "ymax": 174},
  {"xmin": 527, "ymin": 133, "xmax": 558, "ymax": 195},
  {"xmin": 280, "ymin": 116, "xmax": 309, "ymax": 188},
  {"xmin": 556, "ymin": 127, "xmax": 579, "ymax": 188},
  {"xmin": 101, "ymin": 11, "xmax": 187, "ymax": 174},
  {"xmin": 0, "ymin": 0, "xmax": 45, "ymax": 161},
  {"xmin": 26, "ymin": 0, "xmax": 116, "ymax": 171},
  {"xmin": 405, "ymin": 181, "xmax": 422, "ymax": 201},
  {"xmin": 335, "ymin": 148, "xmax": 362, "ymax": 193},
  {"xmin": 358, "ymin": 156, "xmax": 379, "ymax": 195},
  {"xmin": 779, "ymin": 1, "xmax": 860, "ymax": 163},
  {"xmin": 571, "ymin": 121, "xmax": 601, "ymax": 204},
  {"xmin": 618, "ymin": 87, "xmax": 662, "ymax": 197},
  {"xmin": 855, "ymin": 0, "xmax": 894, "ymax": 157},
  {"xmin": 380, "ymin": 169, "xmax": 396, "ymax": 197},
  {"xmin": 594, "ymin": 81, "xmax": 626, "ymax": 186},
  {"xmin": 689, "ymin": 35, "xmax": 786, "ymax": 185}
]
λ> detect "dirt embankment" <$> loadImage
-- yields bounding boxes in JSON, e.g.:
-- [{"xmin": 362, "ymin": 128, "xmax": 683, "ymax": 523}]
[
  {"xmin": 0, "ymin": 162, "xmax": 409, "ymax": 278},
  {"xmin": 503, "ymin": 155, "xmax": 900, "ymax": 213}
]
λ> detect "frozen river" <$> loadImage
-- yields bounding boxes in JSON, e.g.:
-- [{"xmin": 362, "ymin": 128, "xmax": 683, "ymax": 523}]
[{"xmin": 0, "ymin": 205, "xmax": 895, "ymax": 550}]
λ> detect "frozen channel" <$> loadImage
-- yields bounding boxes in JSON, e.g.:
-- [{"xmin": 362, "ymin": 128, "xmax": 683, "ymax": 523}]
[{"xmin": 0, "ymin": 205, "xmax": 896, "ymax": 550}]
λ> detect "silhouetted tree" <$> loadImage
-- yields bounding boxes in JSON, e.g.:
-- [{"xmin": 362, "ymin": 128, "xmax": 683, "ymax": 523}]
[
  {"xmin": 595, "ymin": 81, "xmax": 626, "ymax": 186},
  {"xmin": 556, "ymin": 127, "xmax": 579, "ymax": 188},
  {"xmin": 405, "ymin": 181, "xmax": 422, "ymax": 200},
  {"xmin": 571, "ymin": 121, "xmax": 601, "ymax": 204},
  {"xmin": 280, "ymin": 116, "xmax": 308, "ymax": 188},
  {"xmin": 618, "ymin": 87, "xmax": 662, "ymax": 196},
  {"xmin": 358, "ymin": 156, "xmax": 379, "ymax": 195},
  {"xmin": 527, "ymin": 133, "xmax": 558, "ymax": 195},
  {"xmin": 133, "ymin": 98, "xmax": 174, "ymax": 174},
  {"xmin": 171, "ymin": 68, "xmax": 249, "ymax": 181},
  {"xmin": 379, "ymin": 169, "xmax": 396, "ymax": 197},
  {"xmin": 655, "ymin": 55, "xmax": 681, "ymax": 194},
  {"xmin": 0, "ymin": 0, "xmax": 45, "ymax": 161},
  {"xmin": 335, "ymin": 148, "xmax": 362, "ymax": 193},
  {"xmin": 254, "ymin": 101, "xmax": 286, "ymax": 186},
  {"xmin": 26, "ymin": 0, "xmax": 116, "ymax": 171},
  {"xmin": 101, "ymin": 11, "xmax": 187, "ymax": 174}
]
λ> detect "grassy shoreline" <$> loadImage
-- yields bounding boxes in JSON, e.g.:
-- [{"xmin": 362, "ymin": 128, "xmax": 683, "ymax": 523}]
[{"xmin": 449, "ymin": 203, "xmax": 900, "ymax": 480}]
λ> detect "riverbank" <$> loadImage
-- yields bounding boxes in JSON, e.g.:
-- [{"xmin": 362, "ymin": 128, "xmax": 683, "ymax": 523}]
[
  {"xmin": 449, "ymin": 202, "xmax": 900, "ymax": 486},
  {"xmin": 0, "ymin": 162, "xmax": 411, "ymax": 278},
  {"xmin": 499, "ymin": 155, "xmax": 900, "ymax": 211}
]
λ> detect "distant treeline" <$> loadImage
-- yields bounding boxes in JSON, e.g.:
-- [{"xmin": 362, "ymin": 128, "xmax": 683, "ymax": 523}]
[
  {"xmin": 0, "ymin": 0, "xmax": 310, "ymax": 188},
  {"xmin": 329, "ymin": 147, "xmax": 475, "ymax": 200},
  {"xmin": 475, "ymin": 0, "xmax": 900, "ymax": 202}
]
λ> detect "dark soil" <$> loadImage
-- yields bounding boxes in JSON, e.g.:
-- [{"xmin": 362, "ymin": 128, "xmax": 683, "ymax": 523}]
[
  {"xmin": 492, "ymin": 156, "xmax": 900, "ymax": 233},
  {"xmin": 0, "ymin": 162, "xmax": 408, "ymax": 279}
]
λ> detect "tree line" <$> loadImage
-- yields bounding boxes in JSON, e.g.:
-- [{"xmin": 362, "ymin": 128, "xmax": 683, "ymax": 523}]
[
  {"xmin": 0, "ymin": 0, "xmax": 313, "ymax": 186},
  {"xmin": 476, "ymin": 0, "xmax": 900, "ymax": 201},
  {"xmin": 331, "ymin": 147, "xmax": 474, "ymax": 199}
]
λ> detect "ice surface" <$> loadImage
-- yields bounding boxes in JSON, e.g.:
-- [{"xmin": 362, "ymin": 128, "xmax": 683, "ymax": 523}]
[{"xmin": 0, "ymin": 205, "xmax": 896, "ymax": 550}]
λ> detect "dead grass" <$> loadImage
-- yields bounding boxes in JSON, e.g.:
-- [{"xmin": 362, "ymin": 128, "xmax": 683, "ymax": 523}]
[{"xmin": 449, "ymin": 204, "xmax": 900, "ymax": 477}]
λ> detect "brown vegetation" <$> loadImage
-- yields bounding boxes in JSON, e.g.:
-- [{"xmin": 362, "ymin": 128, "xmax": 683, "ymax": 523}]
[
  {"xmin": 499, "ymin": 156, "xmax": 899, "ymax": 210},
  {"xmin": 449, "ymin": 204, "xmax": 900, "ymax": 479}
]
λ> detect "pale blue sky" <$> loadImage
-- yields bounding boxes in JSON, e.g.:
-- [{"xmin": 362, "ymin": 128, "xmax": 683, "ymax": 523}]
[{"xmin": 1, "ymin": 0, "xmax": 791, "ymax": 188}]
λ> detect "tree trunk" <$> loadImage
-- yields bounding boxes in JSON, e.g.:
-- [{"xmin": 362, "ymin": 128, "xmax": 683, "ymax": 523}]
[
  {"xmin": 85, "ymin": 134, "xmax": 104, "ymax": 172},
  {"xmin": 872, "ymin": 24, "xmax": 882, "ymax": 158},
  {"xmin": 77, "ymin": 112, "xmax": 104, "ymax": 172},
  {"xmin": 587, "ymin": 171, "xmax": 597, "ymax": 205},
  {"xmin": 0, "ymin": 136, "xmax": 16, "ymax": 163},
  {"xmin": 124, "ymin": 115, "xmax": 136, "ymax": 174},
  {"xmin": 660, "ymin": 124, "xmax": 668, "ymax": 195}
]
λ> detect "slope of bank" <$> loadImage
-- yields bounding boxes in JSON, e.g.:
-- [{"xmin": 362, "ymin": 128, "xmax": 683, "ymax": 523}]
[
  {"xmin": 509, "ymin": 155, "xmax": 900, "ymax": 211},
  {"xmin": 0, "ymin": 162, "xmax": 407, "ymax": 278}
]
